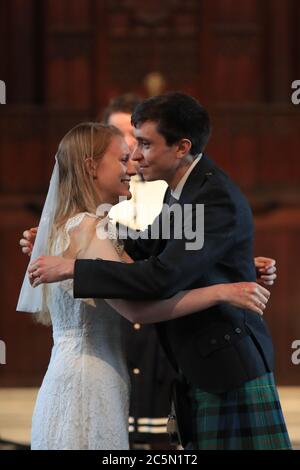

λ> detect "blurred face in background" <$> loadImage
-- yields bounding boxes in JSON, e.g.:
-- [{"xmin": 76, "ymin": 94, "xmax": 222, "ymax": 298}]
[{"xmin": 108, "ymin": 112, "xmax": 137, "ymax": 154}]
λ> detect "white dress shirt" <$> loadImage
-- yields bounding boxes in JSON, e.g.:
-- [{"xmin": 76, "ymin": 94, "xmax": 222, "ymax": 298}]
[{"xmin": 171, "ymin": 154, "xmax": 202, "ymax": 200}]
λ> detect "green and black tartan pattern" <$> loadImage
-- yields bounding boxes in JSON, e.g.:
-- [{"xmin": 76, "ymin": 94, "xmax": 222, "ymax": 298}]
[{"xmin": 189, "ymin": 373, "xmax": 292, "ymax": 450}]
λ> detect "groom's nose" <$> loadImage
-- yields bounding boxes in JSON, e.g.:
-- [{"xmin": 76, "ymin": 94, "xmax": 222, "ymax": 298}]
[
  {"xmin": 131, "ymin": 144, "xmax": 142, "ymax": 162},
  {"xmin": 126, "ymin": 158, "xmax": 137, "ymax": 176}
]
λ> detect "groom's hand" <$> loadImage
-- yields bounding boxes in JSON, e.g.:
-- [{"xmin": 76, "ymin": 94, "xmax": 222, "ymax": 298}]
[
  {"xmin": 19, "ymin": 227, "xmax": 38, "ymax": 256},
  {"xmin": 28, "ymin": 256, "xmax": 75, "ymax": 287},
  {"xmin": 255, "ymin": 257, "xmax": 277, "ymax": 286}
]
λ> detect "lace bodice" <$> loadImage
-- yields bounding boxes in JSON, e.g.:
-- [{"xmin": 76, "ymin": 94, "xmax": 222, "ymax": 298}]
[
  {"xmin": 31, "ymin": 213, "xmax": 130, "ymax": 450},
  {"xmin": 46, "ymin": 213, "xmax": 122, "ymax": 336}
]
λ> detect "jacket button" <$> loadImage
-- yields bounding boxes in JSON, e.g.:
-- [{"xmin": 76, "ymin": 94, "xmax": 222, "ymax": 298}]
[
  {"xmin": 224, "ymin": 334, "xmax": 231, "ymax": 341},
  {"xmin": 210, "ymin": 338, "xmax": 217, "ymax": 345},
  {"xmin": 235, "ymin": 328, "xmax": 241, "ymax": 334}
]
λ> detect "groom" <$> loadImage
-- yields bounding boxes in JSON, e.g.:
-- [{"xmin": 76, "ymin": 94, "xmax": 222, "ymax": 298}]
[{"xmin": 29, "ymin": 93, "xmax": 289, "ymax": 450}]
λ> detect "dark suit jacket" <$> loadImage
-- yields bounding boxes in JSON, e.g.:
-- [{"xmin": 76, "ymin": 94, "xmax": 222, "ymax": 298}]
[{"xmin": 74, "ymin": 155, "xmax": 274, "ymax": 392}]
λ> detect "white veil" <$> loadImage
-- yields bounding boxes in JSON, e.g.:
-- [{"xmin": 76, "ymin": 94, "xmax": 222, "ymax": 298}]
[{"xmin": 17, "ymin": 157, "xmax": 59, "ymax": 313}]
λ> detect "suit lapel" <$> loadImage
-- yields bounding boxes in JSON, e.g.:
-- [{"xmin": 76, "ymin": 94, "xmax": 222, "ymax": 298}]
[{"xmin": 179, "ymin": 154, "xmax": 215, "ymax": 205}]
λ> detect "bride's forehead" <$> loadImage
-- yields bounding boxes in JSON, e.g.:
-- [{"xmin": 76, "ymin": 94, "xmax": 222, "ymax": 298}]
[
  {"xmin": 110, "ymin": 134, "xmax": 127, "ymax": 148},
  {"xmin": 104, "ymin": 136, "xmax": 129, "ymax": 157}
]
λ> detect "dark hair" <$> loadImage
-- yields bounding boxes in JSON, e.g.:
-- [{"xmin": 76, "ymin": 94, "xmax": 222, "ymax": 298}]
[
  {"xmin": 131, "ymin": 92, "xmax": 211, "ymax": 156},
  {"xmin": 102, "ymin": 93, "xmax": 142, "ymax": 124}
]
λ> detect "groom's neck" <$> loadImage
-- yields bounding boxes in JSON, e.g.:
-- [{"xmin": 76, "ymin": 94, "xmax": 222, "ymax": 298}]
[{"xmin": 167, "ymin": 157, "xmax": 194, "ymax": 190}]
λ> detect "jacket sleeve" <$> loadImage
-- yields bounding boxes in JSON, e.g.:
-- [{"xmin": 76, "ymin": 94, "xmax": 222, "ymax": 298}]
[{"xmin": 74, "ymin": 183, "xmax": 237, "ymax": 300}]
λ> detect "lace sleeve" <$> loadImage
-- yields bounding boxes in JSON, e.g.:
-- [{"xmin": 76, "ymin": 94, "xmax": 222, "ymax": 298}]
[
  {"xmin": 96, "ymin": 217, "xmax": 124, "ymax": 257},
  {"xmin": 51, "ymin": 212, "xmax": 98, "ymax": 255},
  {"xmin": 53, "ymin": 212, "xmax": 124, "ymax": 261}
]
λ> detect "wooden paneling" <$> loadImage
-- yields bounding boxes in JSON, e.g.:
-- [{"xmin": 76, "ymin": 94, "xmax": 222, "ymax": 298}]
[
  {"xmin": 201, "ymin": 0, "xmax": 264, "ymax": 103},
  {"xmin": 264, "ymin": 0, "xmax": 294, "ymax": 102},
  {"xmin": 0, "ymin": 204, "xmax": 52, "ymax": 386},
  {"xmin": 254, "ymin": 209, "xmax": 300, "ymax": 384},
  {"xmin": 0, "ymin": 0, "xmax": 41, "ymax": 104},
  {"xmin": 0, "ymin": 107, "xmax": 91, "ymax": 193},
  {"xmin": 44, "ymin": 0, "xmax": 93, "ymax": 109},
  {"xmin": 207, "ymin": 105, "xmax": 300, "ymax": 193},
  {"xmin": 0, "ymin": 0, "xmax": 9, "ymax": 87},
  {"xmin": 2, "ymin": 0, "xmax": 299, "ymax": 107},
  {"xmin": 0, "ymin": 0, "xmax": 300, "ymax": 386}
]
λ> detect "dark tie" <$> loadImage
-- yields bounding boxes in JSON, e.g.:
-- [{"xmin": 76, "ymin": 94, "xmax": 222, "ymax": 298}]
[{"xmin": 167, "ymin": 194, "xmax": 178, "ymax": 206}]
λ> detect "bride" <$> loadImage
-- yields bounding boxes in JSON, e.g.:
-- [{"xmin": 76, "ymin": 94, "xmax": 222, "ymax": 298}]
[{"xmin": 17, "ymin": 122, "xmax": 271, "ymax": 450}]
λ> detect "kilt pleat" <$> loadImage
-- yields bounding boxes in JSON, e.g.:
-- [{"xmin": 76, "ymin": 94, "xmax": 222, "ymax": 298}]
[{"xmin": 189, "ymin": 373, "xmax": 292, "ymax": 450}]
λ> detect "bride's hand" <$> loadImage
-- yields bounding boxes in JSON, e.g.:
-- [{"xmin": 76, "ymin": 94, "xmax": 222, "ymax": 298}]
[
  {"xmin": 19, "ymin": 227, "xmax": 38, "ymax": 256},
  {"xmin": 254, "ymin": 256, "xmax": 277, "ymax": 286},
  {"xmin": 220, "ymin": 282, "xmax": 270, "ymax": 316}
]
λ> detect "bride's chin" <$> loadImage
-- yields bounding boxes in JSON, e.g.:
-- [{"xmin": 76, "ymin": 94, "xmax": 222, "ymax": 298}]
[
  {"xmin": 110, "ymin": 192, "xmax": 131, "ymax": 205},
  {"xmin": 119, "ymin": 190, "xmax": 132, "ymax": 200}
]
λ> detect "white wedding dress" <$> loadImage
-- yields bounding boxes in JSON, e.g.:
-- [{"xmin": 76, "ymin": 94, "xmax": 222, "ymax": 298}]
[{"xmin": 31, "ymin": 213, "xmax": 130, "ymax": 450}]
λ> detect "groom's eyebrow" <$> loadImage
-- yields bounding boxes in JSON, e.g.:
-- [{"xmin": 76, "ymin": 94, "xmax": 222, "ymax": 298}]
[{"xmin": 136, "ymin": 136, "xmax": 151, "ymax": 143}]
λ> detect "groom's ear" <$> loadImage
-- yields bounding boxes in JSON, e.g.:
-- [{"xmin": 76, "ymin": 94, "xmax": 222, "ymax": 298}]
[
  {"xmin": 84, "ymin": 158, "xmax": 97, "ymax": 178},
  {"xmin": 175, "ymin": 138, "xmax": 192, "ymax": 160}
]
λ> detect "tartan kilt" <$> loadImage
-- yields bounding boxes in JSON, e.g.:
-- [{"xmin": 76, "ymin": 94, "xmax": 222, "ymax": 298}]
[{"xmin": 188, "ymin": 372, "xmax": 292, "ymax": 450}]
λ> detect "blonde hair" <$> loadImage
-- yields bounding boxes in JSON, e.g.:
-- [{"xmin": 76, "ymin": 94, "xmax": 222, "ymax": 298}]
[
  {"xmin": 54, "ymin": 122, "xmax": 122, "ymax": 231},
  {"xmin": 35, "ymin": 122, "xmax": 122, "ymax": 325}
]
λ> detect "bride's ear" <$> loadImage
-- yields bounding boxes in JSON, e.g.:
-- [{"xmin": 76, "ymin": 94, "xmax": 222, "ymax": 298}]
[{"xmin": 84, "ymin": 158, "xmax": 97, "ymax": 179}]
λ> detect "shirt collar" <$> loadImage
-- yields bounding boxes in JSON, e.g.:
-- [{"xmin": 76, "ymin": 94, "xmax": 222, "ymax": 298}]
[{"xmin": 170, "ymin": 154, "xmax": 202, "ymax": 200}]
